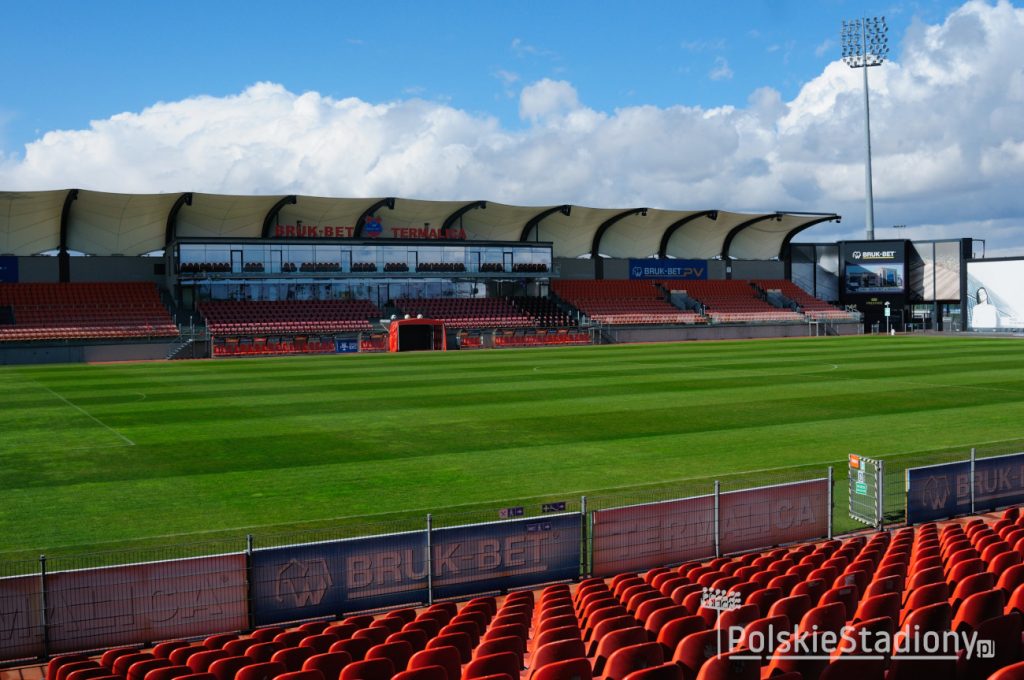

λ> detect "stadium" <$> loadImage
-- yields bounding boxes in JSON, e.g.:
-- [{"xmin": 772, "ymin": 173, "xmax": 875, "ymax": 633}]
[
  {"xmin": 3, "ymin": 185, "xmax": 1024, "ymax": 680},
  {"xmin": 5, "ymin": 1, "xmax": 1024, "ymax": 678}
]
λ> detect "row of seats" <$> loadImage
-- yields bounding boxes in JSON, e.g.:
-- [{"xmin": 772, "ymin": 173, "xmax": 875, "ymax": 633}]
[
  {"xmin": 0, "ymin": 283, "xmax": 178, "ymax": 342},
  {"xmin": 38, "ymin": 507, "xmax": 1024, "ymax": 680},
  {"xmin": 394, "ymin": 299, "xmax": 535, "ymax": 330},
  {"xmin": 505, "ymin": 297, "xmax": 577, "ymax": 328},
  {"xmin": 199, "ymin": 301, "xmax": 382, "ymax": 336},
  {"xmin": 417, "ymin": 263, "xmax": 467, "ymax": 273},
  {"xmin": 180, "ymin": 263, "xmax": 232, "ymax": 274}
]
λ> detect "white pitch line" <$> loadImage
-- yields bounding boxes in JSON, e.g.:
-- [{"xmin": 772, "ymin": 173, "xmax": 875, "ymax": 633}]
[{"xmin": 34, "ymin": 382, "xmax": 136, "ymax": 446}]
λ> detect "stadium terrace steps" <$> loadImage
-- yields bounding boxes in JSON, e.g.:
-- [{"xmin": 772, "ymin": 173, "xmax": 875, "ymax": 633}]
[
  {"xmin": 753, "ymin": 280, "xmax": 860, "ymax": 321},
  {"xmin": 34, "ymin": 508, "xmax": 1024, "ymax": 680},
  {"xmin": 0, "ymin": 282, "xmax": 178, "ymax": 342},
  {"xmin": 551, "ymin": 281, "xmax": 705, "ymax": 326},
  {"xmin": 199, "ymin": 300, "xmax": 383, "ymax": 336},
  {"xmin": 661, "ymin": 280, "xmax": 804, "ymax": 323}
]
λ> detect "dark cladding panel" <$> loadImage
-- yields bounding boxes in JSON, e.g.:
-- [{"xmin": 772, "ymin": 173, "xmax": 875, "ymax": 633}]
[
  {"xmin": 251, "ymin": 532, "xmax": 428, "ymax": 626},
  {"xmin": 431, "ymin": 514, "xmax": 581, "ymax": 599}
]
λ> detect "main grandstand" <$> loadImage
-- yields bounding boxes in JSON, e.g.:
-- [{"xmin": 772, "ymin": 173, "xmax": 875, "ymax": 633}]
[{"xmin": 0, "ymin": 190, "xmax": 897, "ymax": 362}]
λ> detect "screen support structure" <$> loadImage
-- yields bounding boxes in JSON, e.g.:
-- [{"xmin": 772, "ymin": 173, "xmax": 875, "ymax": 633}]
[{"xmin": 849, "ymin": 454, "xmax": 884, "ymax": 530}]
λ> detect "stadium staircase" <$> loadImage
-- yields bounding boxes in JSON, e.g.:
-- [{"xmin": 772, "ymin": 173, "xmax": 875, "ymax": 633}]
[{"xmin": 28, "ymin": 506, "xmax": 1024, "ymax": 680}]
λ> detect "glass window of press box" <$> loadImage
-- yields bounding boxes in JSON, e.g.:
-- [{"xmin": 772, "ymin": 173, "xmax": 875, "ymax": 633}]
[{"xmin": 176, "ymin": 242, "xmax": 551, "ymax": 275}]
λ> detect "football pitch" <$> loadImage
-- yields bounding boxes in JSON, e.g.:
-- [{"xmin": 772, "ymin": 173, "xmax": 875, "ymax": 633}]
[{"xmin": 2, "ymin": 334, "xmax": 1024, "ymax": 565}]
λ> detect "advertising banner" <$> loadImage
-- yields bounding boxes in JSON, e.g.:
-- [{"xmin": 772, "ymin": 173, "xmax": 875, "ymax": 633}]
[
  {"xmin": 0, "ymin": 574, "xmax": 44, "ymax": 661},
  {"xmin": 591, "ymin": 496, "xmax": 715, "ymax": 577},
  {"xmin": 251, "ymin": 531, "xmax": 428, "ymax": 626},
  {"xmin": 335, "ymin": 339, "xmax": 359, "ymax": 353},
  {"xmin": 0, "ymin": 256, "xmax": 17, "ymax": 283},
  {"xmin": 431, "ymin": 514, "xmax": 581, "ymax": 599},
  {"xmin": 628, "ymin": 259, "xmax": 708, "ymax": 281},
  {"xmin": 719, "ymin": 479, "xmax": 829, "ymax": 554},
  {"xmin": 966, "ymin": 259, "xmax": 1024, "ymax": 330},
  {"xmin": 46, "ymin": 554, "xmax": 248, "ymax": 654},
  {"xmin": 906, "ymin": 452, "xmax": 1024, "ymax": 524},
  {"xmin": 841, "ymin": 241, "xmax": 907, "ymax": 295}
]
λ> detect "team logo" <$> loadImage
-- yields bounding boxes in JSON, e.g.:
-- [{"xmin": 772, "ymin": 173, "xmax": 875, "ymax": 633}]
[
  {"xmin": 275, "ymin": 558, "xmax": 332, "ymax": 607},
  {"xmin": 923, "ymin": 475, "xmax": 951, "ymax": 510},
  {"xmin": 851, "ymin": 251, "xmax": 862, "ymax": 260},
  {"xmin": 364, "ymin": 216, "xmax": 383, "ymax": 238}
]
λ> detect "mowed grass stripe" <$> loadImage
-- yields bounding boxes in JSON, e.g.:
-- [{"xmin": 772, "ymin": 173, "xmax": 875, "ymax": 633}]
[{"xmin": 2, "ymin": 335, "xmax": 1024, "ymax": 561}]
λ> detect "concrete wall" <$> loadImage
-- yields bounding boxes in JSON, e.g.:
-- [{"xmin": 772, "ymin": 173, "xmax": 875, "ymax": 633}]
[
  {"xmin": 11, "ymin": 256, "xmax": 165, "ymax": 284},
  {"xmin": 69, "ymin": 256, "xmax": 164, "ymax": 283},
  {"xmin": 602, "ymin": 321, "xmax": 861, "ymax": 344},
  {"xmin": 16, "ymin": 256, "xmax": 59, "ymax": 282},
  {"xmin": 0, "ymin": 341, "xmax": 178, "ymax": 365},
  {"xmin": 730, "ymin": 260, "xmax": 785, "ymax": 280},
  {"xmin": 553, "ymin": 257, "xmax": 595, "ymax": 279}
]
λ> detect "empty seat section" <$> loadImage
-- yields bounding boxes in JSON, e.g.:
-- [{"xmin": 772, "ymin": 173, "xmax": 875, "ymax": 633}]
[
  {"xmin": 0, "ymin": 282, "xmax": 178, "ymax": 342},
  {"xmin": 394, "ymin": 298, "xmax": 533, "ymax": 329},
  {"xmin": 199, "ymin": 299, "xmax": 382, "ymax": 336},
  {"xmin": 754, "ymin": 280, "xmax": 860, "ymax": 321},
  {"xmin": 667, "ymin": 280, "xmax": 803, "ymax": 323},
  {"xmin": 551, "ymin": 280, "xmax": 703, "ymax": 325}
]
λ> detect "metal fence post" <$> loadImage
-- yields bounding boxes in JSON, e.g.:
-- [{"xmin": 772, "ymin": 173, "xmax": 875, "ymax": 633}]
[
  {"xmin": 426, "ymin": 514, "xmax": 434, "ymax": 605},
  {"xmin": 713, "ymin": 481, "xmax": 721, "ymax": 558},
  {"xmin": 827, "ymin": 466, "xmax": 834, "ymax": 540},
  {"xmin": 40, "ymin": 554, "xmax": 50, "ymax": 658},
  {"xmin": 580, "ymin": 496, "xmax": 589, "ymax": 579},
  {"xmin": 876, "ymin": 460, "xmax": 885, "ymax": 531},
  {"xmin": 970, "ymin": 448, "xmax": 977, "ymax": 515},
  {"xmin": 245, "ymin": 534, "xmax": 255, "ymax": 630}
]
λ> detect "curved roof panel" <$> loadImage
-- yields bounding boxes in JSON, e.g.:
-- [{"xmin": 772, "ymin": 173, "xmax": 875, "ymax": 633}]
[
  {"xmin": 0, "ymin": 190, "xmax": 66, "ymax": 255},
  {"xmin": 661, "ymin": 210, "xmax": 761, "ymax": 259},
  {"xmin": 599, "ymin": 209, "xmax": 698, "ymax": 258},
  {"xmin": 68, "ymin": 190, "xmax": 180, "ymax": 255},
  {"xmin": 275, "ymin": 197, "xmax": 381, "ymax": 237},
  {"xmin": 176, "ymin": 193, "xmax": 284, "ymax": 240},
  {"xmin": 461, "ymin": 202, "xmax": 558, "ymax": 243},
  {"xmin": 728, "ymin": 212, "xmax": 839, "ymax": 260}
]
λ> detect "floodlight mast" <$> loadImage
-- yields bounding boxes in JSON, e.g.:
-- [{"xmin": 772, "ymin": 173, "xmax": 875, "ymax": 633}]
[{"xmin": 842, "ymin": 16, "xmax": 888, "ymax": 241}]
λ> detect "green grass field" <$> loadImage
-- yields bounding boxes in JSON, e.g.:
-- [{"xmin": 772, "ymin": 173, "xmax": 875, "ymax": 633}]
[{"xmin": 3, "ymin": 334, "xmax": 1024, "ymax": 566}]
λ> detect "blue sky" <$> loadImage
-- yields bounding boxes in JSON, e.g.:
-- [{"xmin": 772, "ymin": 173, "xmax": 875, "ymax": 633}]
[
  {"xmin": 1, "ymin": 0, "xmax": 962, "ymax": 151},
  {"xmin": 2, "ymin": 1, "xmax": 1022, "ymax": 253}
]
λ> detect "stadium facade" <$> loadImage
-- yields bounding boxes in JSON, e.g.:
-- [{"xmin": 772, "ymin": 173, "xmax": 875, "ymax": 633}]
[{"xmin": 0, "ymin": 189, "xmax": 989, "ymax": 363}]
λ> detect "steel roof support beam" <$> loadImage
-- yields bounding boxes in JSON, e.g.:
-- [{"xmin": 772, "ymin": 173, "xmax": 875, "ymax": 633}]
[
  {"xmin": 441, "ymin": 200, "xmax": 486, "ymax": 236},
  {"xmin": 261, "ymin": 195, "xmax": 298, "ymax": 238},
  {"xmin": 520, "ymin": 205, "xmax": 572, "ymax": 242},
  {"xmin": 58, "ymin": 189, "xmax": 79, "ymax": 282},
  {"xmin": 591, "ymin": 208, "xmax": 647, "ymax": 279},
  {"xmin": 353, "ymin": 197, "xmax": 396, "ymax": 238}
]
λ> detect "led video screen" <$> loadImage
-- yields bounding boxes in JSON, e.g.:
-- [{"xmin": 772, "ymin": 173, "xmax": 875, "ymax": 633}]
[{"xmin": 966, "ymin": 259, "xmax": 1024, "ymax": 330}]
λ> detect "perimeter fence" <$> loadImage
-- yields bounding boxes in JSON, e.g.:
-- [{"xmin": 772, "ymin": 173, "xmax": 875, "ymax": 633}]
[{"xmin": 6, "ymin": 438, "xmax": 1024, "ymax": 664}]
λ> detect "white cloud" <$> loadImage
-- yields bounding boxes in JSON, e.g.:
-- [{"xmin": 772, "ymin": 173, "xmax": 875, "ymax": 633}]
[
  {"xmin": 518, "ymin": 79, "xmax": 581, "ymax": 122},
  {"xmin": 709, "ymin": 57, "xmax": 734, "ymax": 81},
  {"xmin": 1, "ymin": 1, "xmax": 1023, "ymax": 253}
]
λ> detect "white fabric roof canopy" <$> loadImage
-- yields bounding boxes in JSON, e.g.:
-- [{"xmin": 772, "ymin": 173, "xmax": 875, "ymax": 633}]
[{"xmin": 0, "ymin": 189, "xmax": 838, "ymax": 260}]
